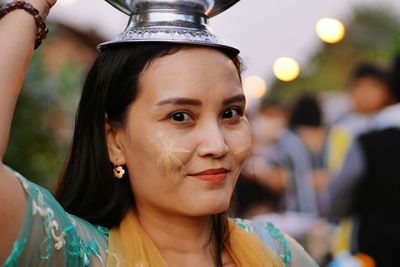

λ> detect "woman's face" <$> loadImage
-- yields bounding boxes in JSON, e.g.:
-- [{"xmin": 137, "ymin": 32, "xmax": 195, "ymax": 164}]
[{"xmin": 112, "ymin": 47, "xmax": 251, "ymax": 218}]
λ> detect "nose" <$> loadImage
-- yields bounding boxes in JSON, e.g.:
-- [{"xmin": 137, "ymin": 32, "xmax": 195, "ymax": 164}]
[{"xmin": 196, "ymin": 120, "xmax": 229, "ymax": 159}]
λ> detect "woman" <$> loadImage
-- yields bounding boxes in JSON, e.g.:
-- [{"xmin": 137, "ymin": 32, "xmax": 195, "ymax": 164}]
[{"xmin": 0, "ymin": 0, "xmax": 317, "ymax": 266}]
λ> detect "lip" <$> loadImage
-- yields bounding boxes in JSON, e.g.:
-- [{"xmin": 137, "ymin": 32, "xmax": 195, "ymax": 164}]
[{"xmin": 189, "ymin": 168, "xmax": 229, "ymax": 183}]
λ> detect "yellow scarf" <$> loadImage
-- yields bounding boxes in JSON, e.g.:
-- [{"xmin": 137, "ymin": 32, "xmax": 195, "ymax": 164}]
[{"xmin": 107, "ymin": 210, "xmax": 283, "ymax": 267}]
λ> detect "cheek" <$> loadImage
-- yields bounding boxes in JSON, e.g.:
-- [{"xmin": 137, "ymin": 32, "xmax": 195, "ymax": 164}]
[
  {"xmin": 145, "ymin": 130, "xmax": 192, "ymax": 175},
  {"xmin": 226, "ymin": 121, "xmax": 252, "ymax": 161},
  {"xmin": 372, "ymin": 89, "xmax": 390, "ymax": 104}
]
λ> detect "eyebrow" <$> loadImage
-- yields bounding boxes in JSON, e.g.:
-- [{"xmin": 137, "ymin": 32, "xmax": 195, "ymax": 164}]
[
  {"xmin": 156, "ymin": 94, "xmax": 246, "ymax": 107},
  {"xmin": 223, "ymin": 94, "xmax": 246, "ymax": 105},
  {"xmin": 156, "ymin": 97, "xmax": 201, "ymax": 106}
]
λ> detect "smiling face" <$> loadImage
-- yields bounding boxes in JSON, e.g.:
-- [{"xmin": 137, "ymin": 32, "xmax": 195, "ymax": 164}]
[{"xmin": 108, "ymin": 47, "xmax": 251, "ymax": 218}]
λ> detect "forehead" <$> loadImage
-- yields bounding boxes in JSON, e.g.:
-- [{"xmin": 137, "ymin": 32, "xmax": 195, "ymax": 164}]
[{"xmin": 137, "ymin": 47, "xmax": 242, "ymax": 102}]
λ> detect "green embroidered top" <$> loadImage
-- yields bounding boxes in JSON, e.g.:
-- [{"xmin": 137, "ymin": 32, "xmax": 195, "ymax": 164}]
[{"xmin": 3, "ymin": 170, "xmax": 318, "ymax": 267}]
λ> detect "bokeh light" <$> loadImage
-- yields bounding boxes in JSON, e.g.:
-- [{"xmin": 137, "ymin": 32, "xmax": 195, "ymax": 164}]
[
  {"xmin": 273, "ymin": 57, "xmax": 300, "ymax": 82},
  {"xmin": 316, "ymin": 18, "xmax": 346, "ymax": 44},
  {"xmin": 58, "ymin": 0, "xmax": 79, "ymax": 6},
  {"xmin": 243, "ymin": 76, "xmax": 267, "ymax": 100}
]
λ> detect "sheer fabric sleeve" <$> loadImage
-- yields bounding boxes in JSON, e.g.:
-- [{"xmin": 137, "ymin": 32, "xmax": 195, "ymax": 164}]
[
  {"xmin": 284, "ymin": 234, "xmax": 319, "ymax": 267},
  {"xmin": 3, "ymin": 170, "xmax": 109, "ymax": 267},
  {"xmin": 233, "ymin": 218, "xmax": 319, "ymax": 267}
]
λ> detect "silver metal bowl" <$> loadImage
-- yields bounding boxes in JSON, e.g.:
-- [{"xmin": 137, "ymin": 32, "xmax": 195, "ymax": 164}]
[
  {"xmin": 98, "ymin": 0, "xmax": 240, "ymax": 53},
  {"xmin": 105, "ymin": 0, "xmax": 239, "ymax": 17}
]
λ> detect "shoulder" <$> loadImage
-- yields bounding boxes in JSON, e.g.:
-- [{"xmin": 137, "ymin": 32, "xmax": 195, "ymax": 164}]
[
  {"xmin": 232, "ymin": 218, "xmax": 319, "ymax": 267},
  {"xmin": 359, "ymin": 127, "xmax": 400, "ymax": 142},
  {"xmin": 329, "ymin": 115, "xmax": 371, "ymax": 137},
  {"xmin": 4, "ymin": 169, "xmax": 109, "ymax": 266},
  {"xmin": 232, "ymin": 218, "xmax": 291, "ymax": 266}
]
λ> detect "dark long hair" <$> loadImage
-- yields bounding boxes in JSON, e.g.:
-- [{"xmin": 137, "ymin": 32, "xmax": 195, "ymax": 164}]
[{"xmin": 55, "ymin": 43, "xmax": 243, "ymax": 267}]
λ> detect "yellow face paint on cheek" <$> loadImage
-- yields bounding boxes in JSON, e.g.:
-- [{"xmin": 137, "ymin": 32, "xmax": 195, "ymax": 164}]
[
  {"xmin": 146, "ymin": 131, "xmax": 190, "ymax": 175},
  {"xmin": 231, "ymin": 126, "xmax": 252, "ymax": 156}
]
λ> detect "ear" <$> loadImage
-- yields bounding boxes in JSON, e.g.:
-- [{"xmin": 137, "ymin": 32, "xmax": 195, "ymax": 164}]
[{"xmin": 105, "ymin": 117, "xmax": 126, "ymax": 165}]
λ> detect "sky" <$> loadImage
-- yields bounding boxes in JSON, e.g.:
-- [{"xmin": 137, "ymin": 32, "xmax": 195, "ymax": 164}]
[{"xmin": 51, "ymin": 0, "xmax": 400, "ymax": 85}]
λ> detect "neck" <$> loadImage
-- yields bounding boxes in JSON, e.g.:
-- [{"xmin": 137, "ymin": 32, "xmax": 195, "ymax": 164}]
[
  {"xmin": 137, "ymin": 207, "xmax": 214, "ymax": 251},
  {"xmin": 136, "ymin": 207, "xmax": 217, "ymax": 266}
]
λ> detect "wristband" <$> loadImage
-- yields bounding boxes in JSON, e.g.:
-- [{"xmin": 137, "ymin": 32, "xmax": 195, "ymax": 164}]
[{"xmin": 0, "ymin": 0, "xmax": 48, "ymax": 49}]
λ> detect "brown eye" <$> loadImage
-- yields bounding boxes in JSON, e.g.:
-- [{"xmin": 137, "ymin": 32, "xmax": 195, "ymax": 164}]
[
  {"xmin": 222, "ymin": 108, "xmax": 242, "ymax": 119},
  {"xmin": 171, "ymin": 112, "xmax": 190, "ymax": 122}
]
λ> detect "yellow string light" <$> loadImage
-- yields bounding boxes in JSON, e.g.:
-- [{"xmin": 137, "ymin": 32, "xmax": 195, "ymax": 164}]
[
  {"xmin": 316, "ymin": 18, "xmax": 346, "ymax": 44},
  {"xmin": 273, "ymin": 57, "xmax": 300, "ymax": 82}
]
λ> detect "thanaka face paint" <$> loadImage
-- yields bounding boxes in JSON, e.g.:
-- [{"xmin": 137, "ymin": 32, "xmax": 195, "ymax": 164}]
[
  {"xmin": 231, "ymin": 125, "xmax": 252, "ymax": 156},
  {"xmin": 146, "ymin": 131, "xmax": 190, "ymax": 175}
]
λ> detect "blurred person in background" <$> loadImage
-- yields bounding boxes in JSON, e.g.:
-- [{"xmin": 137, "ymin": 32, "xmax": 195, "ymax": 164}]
[
  {"xmin": 238, "ymin": 97, "xmax": 323, "ymax": 243},
  {"xmin": 238, "ymin": 95, "xmax": 338, "ymax": 265},
  {"xmin": 235, "ymin": 102, "xmax": 289, "ymax": 218},
  {"xmin": 322, "ymin": 62, "xmax": 392, "ymax": 267},
  {"xmin": 323, "ymin": 54, "xmax": 400, "ymax": 267},
  {"xmin": 288, "ymin": 93, "xmax": 328, "ymax": 209},
  {"xmin": 325, "ymin": 62, "xmax": 392, "ymax": 176},
  {"xmin": 284, "ymin": 94, "xmax": 334, "ymax": 265}
]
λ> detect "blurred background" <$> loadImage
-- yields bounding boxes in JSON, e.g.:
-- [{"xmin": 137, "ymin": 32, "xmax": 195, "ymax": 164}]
[{"xmin": 3, "ymin": 0, "xmax": 400, "ymax": 266}]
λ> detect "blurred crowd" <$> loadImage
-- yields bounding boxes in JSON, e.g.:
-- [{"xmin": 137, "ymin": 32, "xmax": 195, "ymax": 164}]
[{"xmin": 230, "ymin": 53, "xmax": 400, "ymax": 267}]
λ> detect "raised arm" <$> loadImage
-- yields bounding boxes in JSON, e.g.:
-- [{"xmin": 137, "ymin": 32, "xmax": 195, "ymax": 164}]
[
  {"xmin": 0, "ymin": 0, "xmax": 54, "ymax": 159},
  {"xmin": 0, "ymin": 0, "xmax": 55, "ymax": 262}
]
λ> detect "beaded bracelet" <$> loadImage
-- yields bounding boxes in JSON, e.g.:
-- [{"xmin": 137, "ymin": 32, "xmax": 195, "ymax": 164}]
[{"xmin": 0, "ymin": 0, "xmax": 48, "ymax": 49}]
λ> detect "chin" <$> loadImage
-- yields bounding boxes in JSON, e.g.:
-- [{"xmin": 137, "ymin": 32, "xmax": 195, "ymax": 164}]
[{"xmin": 189, "ymin": 195, "xmax": 231, "ymax": 216}]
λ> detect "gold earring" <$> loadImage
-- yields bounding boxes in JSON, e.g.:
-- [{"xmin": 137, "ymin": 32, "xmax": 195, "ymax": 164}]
[{"xmin": 113, "ymin": 164, "xmax": 125, "ymax": 179}]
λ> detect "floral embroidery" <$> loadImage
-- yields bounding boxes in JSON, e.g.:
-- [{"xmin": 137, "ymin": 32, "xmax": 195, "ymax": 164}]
[
  {"xmin": 97, "ymin": 225, "xmax": 109, "ymax": 238},
  {"xmin": 32, "ymin": 192, "xmax": 68, "ymax": 251},
  {"xmin": 6, "ymin": 170, "xmax": 107, "ymax": 266},
  {"xmin": 33, "ymin": 195, "xmax": 105, "ymax": 266},
  {"xmin": 31, "ymin": 191, "xmax": 76, "ymax": 262},
  {"xmin": 266, "ymin": 222, "xmax": 292, "ymax": 267},
  {"xmin": 79, "ymin": 240, "xmax": 102, "ymax": 266},
  {"xmin": 232, "ymin": 218, "xmax": 292, "ymax": 267},
  {"xmin": 32, "ymin": 196, "xmax": 105, "ymax": 266},
  {"xmin": 232, "ymin": 218, "xmax": 254, "ymax": 233}
]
